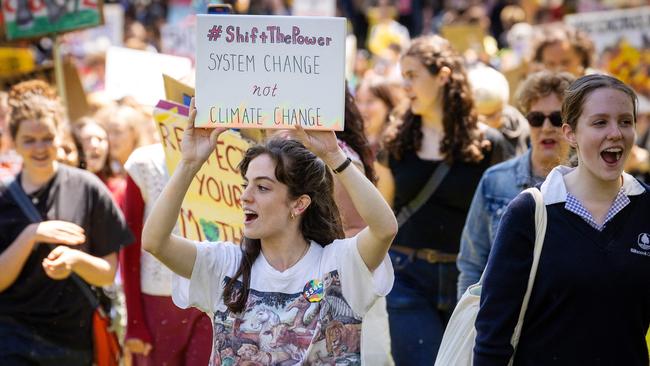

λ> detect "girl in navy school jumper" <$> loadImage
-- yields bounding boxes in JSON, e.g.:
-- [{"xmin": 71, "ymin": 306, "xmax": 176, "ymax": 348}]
[{"xmin": 474, "ymin": 74, "xmax": 650, "ymax": 365}]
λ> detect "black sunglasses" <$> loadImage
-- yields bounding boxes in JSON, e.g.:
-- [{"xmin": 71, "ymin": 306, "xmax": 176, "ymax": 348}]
[{"xmin": 526, "ymin": 111, "xmax": 563, "ymax": 127}]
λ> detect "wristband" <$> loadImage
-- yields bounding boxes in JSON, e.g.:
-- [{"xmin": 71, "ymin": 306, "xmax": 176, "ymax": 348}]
[{"xmin": 332, "ymin": 157, "xmax": 352, "ymax": 174}]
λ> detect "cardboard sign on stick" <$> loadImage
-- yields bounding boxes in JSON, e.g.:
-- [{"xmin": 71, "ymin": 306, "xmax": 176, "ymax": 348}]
[
  {"xmin": 195, "ymin": 14, "xmax": 346, "ymax": 130},
  {"xmin": 154, "ymin": 100, "xmax": 249, "ymax": 242},
  {"xmin": 63, "ymin": 58, "xmax": 90, "ymax": 122}
]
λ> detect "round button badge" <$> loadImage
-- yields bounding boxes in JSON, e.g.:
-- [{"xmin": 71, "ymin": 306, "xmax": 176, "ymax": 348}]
[{"xmin": 302, "ymin": 279, "xmax": 324, "ymax": 303}]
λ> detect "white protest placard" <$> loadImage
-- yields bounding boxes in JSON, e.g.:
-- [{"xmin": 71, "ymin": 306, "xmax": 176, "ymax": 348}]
[
  {"xmin": 161, "ymin": 15, "xmax": 197, "ymax": 64},
  {"xmin": 564, "ymin": 6, "xmax": 650, "ymax": 54},
  {"xmin": 195, "ymin": 14, "xmax": 346, "ymax": 130},
  {"xmin": 565, "ymin": 6, "xmax": 650, "ymax": 99},
  {"xmin": 105, "ymin": 47, "xmax": 193, "ymax": 106},
  {"xmin": 292, "ymin": 0, "xmax": 336, "ymax": 17}
]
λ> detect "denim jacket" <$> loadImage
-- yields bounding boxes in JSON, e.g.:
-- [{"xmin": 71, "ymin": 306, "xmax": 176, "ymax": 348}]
[{"xmin": 457, "ymin": 150, "xmax": 537, "ymax": 298}]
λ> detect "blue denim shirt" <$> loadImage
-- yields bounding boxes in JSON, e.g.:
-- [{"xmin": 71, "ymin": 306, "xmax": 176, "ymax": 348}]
[{"xmin": 457, "ymin": 150, "xmax": 538, "ymax": 298}]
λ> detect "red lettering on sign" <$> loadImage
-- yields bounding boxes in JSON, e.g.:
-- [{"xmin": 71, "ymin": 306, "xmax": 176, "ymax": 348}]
[
  {"xmin": 194, "ymin": 173, "xmax": 206, "ymax": 195},
  {"xmin": 214, "ymin": 140, "xmax": 229, "ymax": 172},
  {"xmin": 205, "ymin": 176, "xmax": 222, "ymax": 203},
  {"xmin": 158, "ymin": 123, "xmax": 177, "ymax": 151},
  {"xmin": 173, "ymin": 126, "xmax": 184, "ymax": 153},
  {"xmin": 225, "ymin": 145, "xmax": 244, "ymax": 173},
  {"xmin": 179, "ymin": 208, "xmax": 203, "ymax": 241},
  {"xmin": 199, "ymin": 176, "xmax": 241, "ymax": 208},
  {"xmin": 232, "ymin": 184, "xmax": 242, "ymax": 209},
  {"xmin": 28, "ymin": 0, "xmax": 45, "ymax": 13},
  {"xmin": 214, "ymin": 220, "xmax": 242, "ymax": 243},
  {"xmin": 4, "ymin": 0, "xmax": 15, "ymax": 13},
  {"xmin": 82, "ymin": 0, "xmax": 97, "ymax": 8}
]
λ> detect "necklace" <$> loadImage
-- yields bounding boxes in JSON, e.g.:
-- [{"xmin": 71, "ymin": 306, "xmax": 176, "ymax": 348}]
[
  {"xmin": 262, "ymin": 242, "xmax": 311, "ymax": 272},
  {"xmin": 292, "ymin": 242, "xmax": 310, "ymax": 267},
  {"xmin": 28, "ymin": 184, "xmax": 48, "ymax": 205}
]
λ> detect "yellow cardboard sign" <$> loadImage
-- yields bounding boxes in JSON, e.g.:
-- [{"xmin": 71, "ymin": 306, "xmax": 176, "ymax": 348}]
[
  {"xmin": 163, "ymin": 73, "xmax": 195, "ymax": 105},
  {"xmin": 154, "ymin": 100, "xmax": 249, "ymax": 243},
  {"xmin": 440, "ymin": 24, "xmax": 486, "ymax": 54},
  {"xmin": 0, "ymin": 47, "xmax": 35, "ymax": 77}
]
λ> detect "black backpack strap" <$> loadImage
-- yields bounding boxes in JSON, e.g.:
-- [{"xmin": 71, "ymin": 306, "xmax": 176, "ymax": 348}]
[
  {"xmin": 396, "ymin": 161, "xmax": 450, "ymax": 228},
  {"xmin": 0, "ymin": 175, "xmax": 100, "ymax": 309}
]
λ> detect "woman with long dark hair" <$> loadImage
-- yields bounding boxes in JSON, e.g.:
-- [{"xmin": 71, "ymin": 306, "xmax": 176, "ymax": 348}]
[
  {"xmin": 382, "ymin": 35, "xmax": 509, "ymax": 364},
  {"xmin": 142, "ymin": 99, "xmax": 397, "ymax": 365}
]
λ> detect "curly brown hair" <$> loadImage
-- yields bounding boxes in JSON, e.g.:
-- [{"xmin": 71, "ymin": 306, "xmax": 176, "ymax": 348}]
[
  {"xmin": 514, "ymin": 71, "xmax": 576, "ymax": 115},
  {"xmin": 222, "ymin": 138, "xmax": 344, "ymax": 313},
  {"xmin": 8, "ymin": 80, "xmax": 64, "ymax": 139},
  {"xmin": 8, "ymin": 95, "xmax": 61, "ymax": 139},
  {"xmin": 9, "ymin": 79, "xmax": 58, "ymax": 101},
  {"xmin": 384, "ymin": 35, "xmax": 486, "ymax": 164}
]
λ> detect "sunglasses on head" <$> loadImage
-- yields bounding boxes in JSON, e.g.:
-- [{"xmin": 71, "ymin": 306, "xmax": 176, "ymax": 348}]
[{"xmin": 526, "ymin": 111, "xmax": 563, "ymax": 127}]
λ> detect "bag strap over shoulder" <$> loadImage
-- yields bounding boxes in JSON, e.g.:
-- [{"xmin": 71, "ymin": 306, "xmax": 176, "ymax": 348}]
[
  {"xmin": 396, "ymin": 161, "xmax": 450, "ymax": 227},
  {"xmin": 509, "ymin": 187, "xmax": 547, "ymax": 363},
  {"xmin": 0, "ymin": 175, "xmax": 101, "ymax": 310}
]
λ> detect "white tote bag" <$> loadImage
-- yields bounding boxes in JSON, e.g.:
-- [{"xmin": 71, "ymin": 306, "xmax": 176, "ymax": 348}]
[{"xmin": 434, "ymin": 188, "xmax": 547, "ymax": 366}]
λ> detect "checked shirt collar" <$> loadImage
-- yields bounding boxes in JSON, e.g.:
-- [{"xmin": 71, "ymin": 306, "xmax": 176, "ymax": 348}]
[{"xmin": 540, "ymin": 166, "xmax": 645, "ymax": 231}]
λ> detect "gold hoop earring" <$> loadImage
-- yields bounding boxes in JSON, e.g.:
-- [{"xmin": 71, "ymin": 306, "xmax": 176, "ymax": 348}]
[{"xmin": 290, "ymin": 212, "xmax": 296, "ymax": 219}]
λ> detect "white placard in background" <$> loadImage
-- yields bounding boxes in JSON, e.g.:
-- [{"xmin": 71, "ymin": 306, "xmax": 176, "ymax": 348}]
[
  {"xmin": 292, "ymin": 0, "xmax": 336, "ymax": 17},
  {"xmin": 161, "ymin": 15, "xmax": 197, "ymax": 64},
  {"xmin": 105, "ymin": 46, "xmax": 193, "ymax": 106},
  {"xmin": 195, "ymin": 14, "xmax": 346, "ymax": 130},
  {"xmin": 565, "ymin": 6, "xmax": 650, "ymax": 54}
]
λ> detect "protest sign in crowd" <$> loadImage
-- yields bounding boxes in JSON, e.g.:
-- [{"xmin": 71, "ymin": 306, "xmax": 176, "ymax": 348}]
[{"xmin": 0, "ymin": 0, "xmax": 649, "ymax": 365}]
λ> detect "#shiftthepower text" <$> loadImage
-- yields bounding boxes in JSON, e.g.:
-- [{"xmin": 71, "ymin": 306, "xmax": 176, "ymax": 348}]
[{"xmin": 206, "ymin": 25, "xmax": 333, "ymax": 47}]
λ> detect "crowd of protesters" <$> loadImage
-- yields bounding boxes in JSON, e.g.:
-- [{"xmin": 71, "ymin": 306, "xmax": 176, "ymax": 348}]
[{"xmin": 1, "ymin": 0, "xmax": 650, "ymax": 365}]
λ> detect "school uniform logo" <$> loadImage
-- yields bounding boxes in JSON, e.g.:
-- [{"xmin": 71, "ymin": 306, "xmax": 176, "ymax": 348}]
[
  {"xmin": 631, "ymin": 233, "xmax": 650, "ymax": 257},
  {"xmin": 638, "ymin": 233, "xmax": 650, "ymax": 250}
]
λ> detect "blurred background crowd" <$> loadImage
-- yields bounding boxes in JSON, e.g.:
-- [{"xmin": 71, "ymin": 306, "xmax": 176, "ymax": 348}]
[{"xmin": 1, "ymin": 0, "xmax": 650, "ymax": 365}]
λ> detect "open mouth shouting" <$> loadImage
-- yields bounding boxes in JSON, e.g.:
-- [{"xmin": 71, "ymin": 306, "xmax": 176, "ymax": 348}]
[
  {"xmin": 600, "ymin": 146, "xmax": 623, "ymax": 166},
  {"xmin": 540, "ymin": 138, "xmax": 557, "ymax": 149},
  {"xmin": 244, "ymin": 209, "xmax": 259, "ymax": 224}
]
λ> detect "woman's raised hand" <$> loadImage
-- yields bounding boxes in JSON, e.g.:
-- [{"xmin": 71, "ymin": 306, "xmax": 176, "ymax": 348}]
[
  {"xmin": 180, "ymin": 98, "xmax": 227, "ymax": 168},
  {"xmin": 291, "ymin": 125, "xmax": 346, "ymax": 167}
]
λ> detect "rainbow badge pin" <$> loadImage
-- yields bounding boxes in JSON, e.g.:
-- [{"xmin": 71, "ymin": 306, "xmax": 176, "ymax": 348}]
[{"xmin": 302, "ymin": 279, "xmax": 324, "ymax": 303}]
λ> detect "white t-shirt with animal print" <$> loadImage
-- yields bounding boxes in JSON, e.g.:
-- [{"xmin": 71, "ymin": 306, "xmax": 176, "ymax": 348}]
[{"xmin": 172, "ymin": 235, "xmax": 394, "ymax": 366}]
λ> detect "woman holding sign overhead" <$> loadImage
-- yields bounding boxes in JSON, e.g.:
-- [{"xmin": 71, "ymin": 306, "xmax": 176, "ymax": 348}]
[
  {"xmin": 381, "ymin": 35, "xmax": 509, "ymax": 365},
  {"xmin": 142, "ymin": 99, "xmax": 397, "ymax": 365}
]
